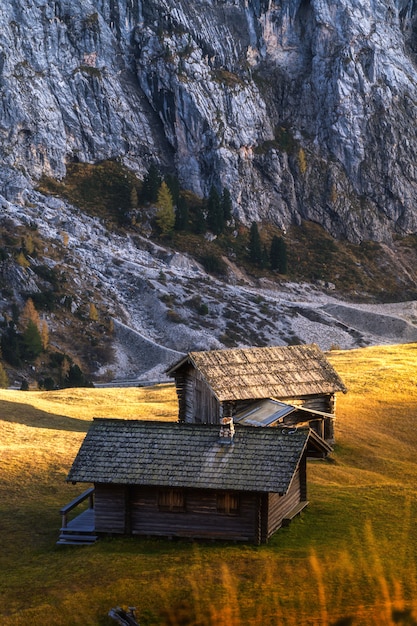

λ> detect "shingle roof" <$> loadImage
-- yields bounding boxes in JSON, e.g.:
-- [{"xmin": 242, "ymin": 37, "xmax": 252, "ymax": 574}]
[
  {"xmin": 67, "ymin": 420, "xmax": 318, "ymax": 494},
  {"xmin": 166, "ymin": 344, "xmax": 347, "ymax": 401}
]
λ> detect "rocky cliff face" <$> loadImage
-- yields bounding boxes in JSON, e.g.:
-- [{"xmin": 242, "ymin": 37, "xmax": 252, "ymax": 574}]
[{"xmin": 2, "ymin": 0, "xmax": 417, "ymax": 242}]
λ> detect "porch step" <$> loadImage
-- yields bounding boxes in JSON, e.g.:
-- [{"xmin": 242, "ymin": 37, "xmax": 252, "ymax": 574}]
[{"xmin": 57, "ymin": 532, "xmax": 97, "ymax": 546}]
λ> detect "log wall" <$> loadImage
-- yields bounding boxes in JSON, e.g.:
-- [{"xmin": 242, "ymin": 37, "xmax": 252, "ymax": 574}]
[
  {"xmin": 129, "ymin": 487, "xmax": 258, "ymax": 542},
  {"xmin": 95, "ymin": 484, "xmax": 127, "ymax": 533},
  {"xmin": 265, "ymin": 462, "xmax": 306, "ymax": 540},
  {"xmin": 179, "ymin": 368, "xmax": 220, "ymax": 424}
]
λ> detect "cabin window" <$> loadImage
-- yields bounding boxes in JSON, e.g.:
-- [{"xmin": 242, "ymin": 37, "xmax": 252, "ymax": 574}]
[
  {"xmin": 158, "ymin": 489, "xmax": 185, "ymax": 512},
  {"xmin": 217, "ymin": 492, "xmax": 240, "ymax": 515}
]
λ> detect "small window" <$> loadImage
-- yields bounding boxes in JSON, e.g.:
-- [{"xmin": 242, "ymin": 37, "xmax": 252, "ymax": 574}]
[
  {"xmin": 158, "ymin": 489, "xmax": 185, "ymax": 512},
  {"xmin": 217, "ymin": 492, "xmax": 240, "ymax": 515}
]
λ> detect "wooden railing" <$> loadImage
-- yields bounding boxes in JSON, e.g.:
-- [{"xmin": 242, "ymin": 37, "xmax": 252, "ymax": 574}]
[{"xmin": 60, "ymin": 487, "xmax": 94, "ymax": 529}]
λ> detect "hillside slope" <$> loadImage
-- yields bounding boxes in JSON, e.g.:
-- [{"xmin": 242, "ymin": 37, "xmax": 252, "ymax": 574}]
[
  {"xmin": 3, "ymin": 190, "xmax": 417, "ymax": 386},
  {"xmin": 1, "ymin": 344, "xmax": 417, "ymax": 624}
]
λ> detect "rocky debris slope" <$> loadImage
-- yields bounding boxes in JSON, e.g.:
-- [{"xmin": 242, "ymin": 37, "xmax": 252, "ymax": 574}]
[
  {"xmin": 3, "ymin": 191, "xmax": 417, "ymax": 382},
  {"xmin": 2, "ymin": 1, "xmax": 417, "ymax": 243}
]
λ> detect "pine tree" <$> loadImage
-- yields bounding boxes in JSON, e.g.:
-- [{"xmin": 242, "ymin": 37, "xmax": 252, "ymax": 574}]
[
  {"xmin": 155, "ymin": 181, "xmax": 175, "ymax": 235},
  {"xmin": 270, "ymin": 235, "xmax": 288, "ymax": 273},
  {"xmin": 193, "ymin": 207, "xmax": 206, "ymax": 234},
  {"xmin": 141, "ymin": 163, "xmax": 161, "ymax": 204},
  {"xmin": 174, "ymin": 196, "xmax": 189, "ymax": 231},
  {"xmin": 22, "ymin": 320, "xmax": 42, "ymax": 360},
  {"xmin": 165, "ymin": 174, "xmax": 180, "ymax": 205},
  {"xmin": 206, "ymin": 186, "xmax": 224, "ymax": 235},
  {"xmin": 249, "ymin": 222, "xmax": 263, "ymax": 265},
  {"xmin": 221, "ymin": 187, "xmax": 232, "ymax": 222},
  {"xmin": 262, "ymin": 245, "xmax": 269, "ymax": 269},
  {"xmin": 1, "ymin": 322, "xmax": 21, "ymax": 366}
]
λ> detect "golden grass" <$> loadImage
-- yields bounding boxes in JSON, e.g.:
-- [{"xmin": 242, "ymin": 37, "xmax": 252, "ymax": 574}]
[{"xmin": 2, "ymin": 346, "xmax": 417, "ymax": 624}]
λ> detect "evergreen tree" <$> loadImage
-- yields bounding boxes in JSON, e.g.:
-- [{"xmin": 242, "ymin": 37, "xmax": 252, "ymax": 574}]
[
  {"xmin": 262, "ymin": 245, "xmax": 269, "ymax": 269},
  {"xmin": 1, "ymin": 322, "xmax": 21, "ymax": 366},
  {"xmin": 193, "ymin": 206, "xmax": 206, "ymax": 234},
  {"xmin": 249, "ymin": 222, "xmax": 263, "ymax": 265},
  {"xmin": 221, "ymin": 187, "xmax": 232, "ymax": 222},
  {"xmin": 66, "ymin": 364, "xmax": 93, "ymax": 388},
  {"xmin": 155, "ymin": 181, "xmax": 175, "ymax": 235},
  {"xmin": 270, "ymin": 235, "xmax": 288, "ymax": 273},
  {"xmin": 22, "ymin": 320, "xmax": 42, "ymax": 360},
  {"xmin": 141, "ymin": 163, "xmax": 161, "ymax": 204},
  {"xmin": 206, "ymin": 185, "xmax": 224, "ymax": 235},
  {"xmin": 165, "ymin": 174, "xmax": 180, "ymax": 205},
  {"xmin": 11, "ymin": 303, "xmax": 19, "ymax": 325},
  {"xmin": 174, "ymin": 196, "xmax": 189, "ymax": 231}
]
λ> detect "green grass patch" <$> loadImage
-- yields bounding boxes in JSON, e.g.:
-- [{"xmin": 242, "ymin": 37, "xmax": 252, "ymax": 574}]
[{"xmin": 2, "ymin": 346, "xmax": 417, "ymax": 623}]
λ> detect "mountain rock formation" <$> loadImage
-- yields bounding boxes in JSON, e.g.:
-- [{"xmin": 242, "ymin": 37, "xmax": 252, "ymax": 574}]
[
  {"xmin": 3, "ymin": 1, "xmax": 417, "ymax": 384},
  {"xmin": 2, "ymin": 0, "xmax": 417, "ymax": 243}
]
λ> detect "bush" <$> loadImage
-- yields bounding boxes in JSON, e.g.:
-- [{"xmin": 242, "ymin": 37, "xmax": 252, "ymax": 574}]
[
  {"xmin": 38, "ymin": 378, "xmax": 51, "ymax": 390},
  {"xmin": 199, "ymin": 254, "xmax": 227, "ymax": 276}
]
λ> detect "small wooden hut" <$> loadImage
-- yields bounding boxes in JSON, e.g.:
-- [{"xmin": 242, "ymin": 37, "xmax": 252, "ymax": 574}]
[
  {"xmin": 166, "ymin": 344, "xmax": 347, "ymax": 443},
  {"xmin": 63, "ymin": 419, "xmax": 329, "ymax": 545}
]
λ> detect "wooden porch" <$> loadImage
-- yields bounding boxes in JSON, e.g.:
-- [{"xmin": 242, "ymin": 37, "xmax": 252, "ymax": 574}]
[{"xmin": 57, "ymin": 487, "xmax": 97, "ymax": 546}]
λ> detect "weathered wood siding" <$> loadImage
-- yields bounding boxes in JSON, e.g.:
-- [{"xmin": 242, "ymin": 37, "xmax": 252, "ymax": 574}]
[
  {"xmin": 179, "ymin": 368, "xmax": 220, "ymax": 424},
  {"xmin": 286, "ymin": 393, "xmax": 335, "ymax": 443},
  {"xmin": 266, "ymin": 472, "xmax": 300, "ymax": 538},
  {"xmin": 129, "ymin": 487, "xmax": 258, "ymax": 542},
  {"xmin": 286, "ymin": 393, "xmax": 334, "ymax": 413},
  {"xmin": 94, "ymin": 484, "xmax": 127, "ymax": 533},
  {"xmin": 90, "ymin": 470, "xmax": 308, "ymax": 543},
  {"xmin": 264, "ymin": 458, "xmax": 307, "ymax": 541}
]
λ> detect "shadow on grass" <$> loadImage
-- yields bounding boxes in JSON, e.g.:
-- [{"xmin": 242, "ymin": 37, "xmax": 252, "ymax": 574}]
[{"xmin": 0, "ymin": 398, "xmax": 90, "ymax": 432}]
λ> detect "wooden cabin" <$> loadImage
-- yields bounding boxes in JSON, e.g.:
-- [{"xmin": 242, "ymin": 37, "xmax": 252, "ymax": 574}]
[
  {"xmin": 62, "ymin": 419, "xmax": 329, "ymax": 545},
  {"xmin": 166, "ymin": 344, "xmax": 347, "ymax": 444}
]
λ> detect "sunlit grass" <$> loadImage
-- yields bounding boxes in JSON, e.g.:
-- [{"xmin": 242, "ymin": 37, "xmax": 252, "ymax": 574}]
[{"xmin": 1, "ymin": 346, "xmax": 417, "ymax": 624}]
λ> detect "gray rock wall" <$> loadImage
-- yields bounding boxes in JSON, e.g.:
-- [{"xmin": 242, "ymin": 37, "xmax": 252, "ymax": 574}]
[{"xmin": 2, "ymin": 0, "xmax": 417, "ymax": 242}]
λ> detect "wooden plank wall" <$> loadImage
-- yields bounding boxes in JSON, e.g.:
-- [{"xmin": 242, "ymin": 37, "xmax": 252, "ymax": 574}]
[
  {"xmin": 289, "ymin": 393, "xmax": 335, "ymax": 442},
  {"xmin": 95, "ymin": 484, "xmax": 127, "ymax": 533},
  {"xmin": 266, "ymin": 468, "xmax": 301, "ymax": 539},
  {"xmin": 129, "ymin": 487, "xmax": 258, "ymax": 542},
  {"xmin": 182, "ymin": 370, "xmax": 220, "ymax": 424}
]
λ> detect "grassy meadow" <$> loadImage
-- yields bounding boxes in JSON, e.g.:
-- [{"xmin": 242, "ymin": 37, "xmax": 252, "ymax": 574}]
[{"xmin": 1, "ymin": 345, "xmax": 417, "ymax": 625}]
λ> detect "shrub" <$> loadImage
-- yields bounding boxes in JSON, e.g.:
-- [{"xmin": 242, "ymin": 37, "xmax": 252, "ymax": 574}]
[
  {"xmin": 199, "ymin": 254, "xmax": 227, "ymax": 276},
  {"xmin": 167, "ymin": 309, "xmax": 183, "ymax": 323},
  {"xmin": 198, "ymin": 303, "xmax": 209, "ymax": 315}
]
